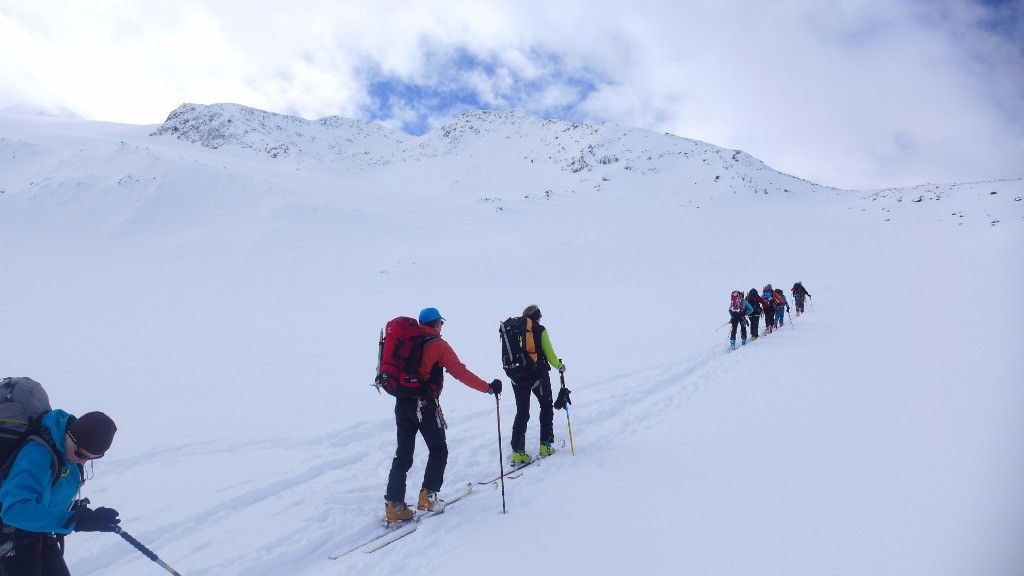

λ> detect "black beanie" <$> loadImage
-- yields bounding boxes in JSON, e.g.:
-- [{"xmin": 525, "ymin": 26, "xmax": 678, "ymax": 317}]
[{"xmin": 68, "ymin": 411, "xmax": 117, "ymax": 456}]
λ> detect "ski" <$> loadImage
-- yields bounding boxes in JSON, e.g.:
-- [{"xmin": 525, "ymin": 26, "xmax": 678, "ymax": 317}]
[
  {"xmin": 360, "ymin": 519, "xmax": 422, "ymax": 554},
  {"xmin": 328, "ymin": 483, "xmax": 473, "ymax": 559},
  {"xmin": 476, "ymin": 441, "xmax": 563, "ymax": 484},
  {"xmin": 363, "ymin": 482, "xmax": 475, "ymax": 554},
  {"xmin": 476, "ymin": 459, "xmax": 536, "ymax": 484}
]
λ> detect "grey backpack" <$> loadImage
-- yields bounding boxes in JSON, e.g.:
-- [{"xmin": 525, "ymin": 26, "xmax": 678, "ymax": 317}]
[{"xmin": 0, "ymin": 377, "xmax": 61, "ymax": 487}]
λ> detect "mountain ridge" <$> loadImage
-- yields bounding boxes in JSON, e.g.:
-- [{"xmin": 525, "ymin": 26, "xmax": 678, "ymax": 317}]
[
  {"xmin": 1, "ymin": 103, "xmax": 1021, "ymax": 231},
  {"xmin": 147, "ymin": 103, "xmax": 829, "ymax": 194}
]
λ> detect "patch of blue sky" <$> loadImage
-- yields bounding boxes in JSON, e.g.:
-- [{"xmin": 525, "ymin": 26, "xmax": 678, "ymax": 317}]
[
  {"xmin": 361, "ymin": 47, "xmax": 607, "ymax": 135},
  {"xmin": 966, "ymin": 0, "xmax": 1023, "ymax": 43}
]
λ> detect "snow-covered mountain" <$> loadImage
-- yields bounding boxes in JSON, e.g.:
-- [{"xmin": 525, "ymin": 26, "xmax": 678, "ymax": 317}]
[
  {"xmin": 1, "ymin": 105, "xmax": 1021, "ymax": 576},
  {"xmin": 150, "ymin": 103, "xmax": 414, "ymax": 162},
  {"xmin": 148, "ymin": 103, "xmax": 822, "ymax": 192}
]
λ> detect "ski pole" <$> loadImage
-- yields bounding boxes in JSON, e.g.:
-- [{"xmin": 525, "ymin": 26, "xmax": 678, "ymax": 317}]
[
  {"xmin": 787, "ymin": 309, "xmax": 795, "ymax": 329},
  {"xmin": 715, "ymin": 320, "xmax": 730, "ymax": 331},
  {"xmin": 115, "ymin": 528, "xmax": 183, "ymax": 575},
  {"xmin": 560, "ymin": 372, "xmax": 575, "ymax": 456},
  {"xmin": 494, "ymin": 393, "xmax": 507, "ymax": 514}
]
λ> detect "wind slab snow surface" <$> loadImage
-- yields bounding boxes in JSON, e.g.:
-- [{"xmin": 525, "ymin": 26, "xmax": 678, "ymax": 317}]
[{"xmin": 1, "ymin": 104, "xmax": 1022, "ymax": 576}]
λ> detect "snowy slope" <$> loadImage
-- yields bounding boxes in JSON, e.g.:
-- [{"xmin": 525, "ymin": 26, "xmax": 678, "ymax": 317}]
[{"xmin": 1, "ymin": 106, "xmax": 1022, "ymax": 576}]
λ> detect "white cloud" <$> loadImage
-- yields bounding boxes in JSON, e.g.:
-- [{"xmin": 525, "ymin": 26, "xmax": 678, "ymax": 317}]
[{"xmin": 0, "ymin": 0, "xmax": 1020, "ymax": 188}]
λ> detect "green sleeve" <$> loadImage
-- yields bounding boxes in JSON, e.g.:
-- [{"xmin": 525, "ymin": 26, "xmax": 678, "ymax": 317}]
[{"xmin": 540, "ymin": 330, "xmax": 562, "ymax": 370}]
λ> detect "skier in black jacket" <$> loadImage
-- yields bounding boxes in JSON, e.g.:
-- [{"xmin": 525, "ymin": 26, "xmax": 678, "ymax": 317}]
[
  {"xmin": 745, "ymin": 288, "xmax": 766, "ymax": 341},
  {"xmin": 791, "ymin": 282, "xmax": 812, "ymax": 315},
  {"xmin": 761, "ymin": 285, "xmax": 777, "ymax": 334}
]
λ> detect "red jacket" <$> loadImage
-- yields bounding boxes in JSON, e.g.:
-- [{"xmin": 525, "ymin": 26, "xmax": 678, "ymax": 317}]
[{"xmin": 417, "ymin": 325, "xmax": 490, "ymax": 395}]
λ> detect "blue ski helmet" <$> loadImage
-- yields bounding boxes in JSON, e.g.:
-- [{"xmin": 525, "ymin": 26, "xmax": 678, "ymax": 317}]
[{"xmin": 419, "ymin": 307, "xmax": 445, "ymax": 324}]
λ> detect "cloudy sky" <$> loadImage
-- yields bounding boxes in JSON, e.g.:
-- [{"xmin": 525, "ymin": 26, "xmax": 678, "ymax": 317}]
[{"xmin": 1, "ymin": 0, "xmax": 1021, "ymax": 190}]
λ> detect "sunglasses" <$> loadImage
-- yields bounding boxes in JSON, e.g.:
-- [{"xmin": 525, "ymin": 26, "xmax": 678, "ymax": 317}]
[{"xmin": 67, "ymin": 431, "xmax": 103, "ymax": 460}]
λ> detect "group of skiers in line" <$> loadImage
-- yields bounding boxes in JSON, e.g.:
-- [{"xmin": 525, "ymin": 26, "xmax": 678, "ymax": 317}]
[{"xmin": 728, "ymin": 281, "xmax": 812, "ymax": 349}]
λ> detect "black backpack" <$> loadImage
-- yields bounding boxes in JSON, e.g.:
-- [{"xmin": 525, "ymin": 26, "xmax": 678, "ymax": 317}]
[
  {"xmin": 0, "ymin": 377, "xmax": 62, "ymax": 489},
  {"xmin": 499, "ymin": 316, "xmax": 541, "ymax": 379}
]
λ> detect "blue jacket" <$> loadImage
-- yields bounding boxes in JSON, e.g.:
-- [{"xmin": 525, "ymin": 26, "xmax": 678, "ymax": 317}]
[{"xmin": 0, "ymin": 410, "xmax": 84, "ymax": 534}]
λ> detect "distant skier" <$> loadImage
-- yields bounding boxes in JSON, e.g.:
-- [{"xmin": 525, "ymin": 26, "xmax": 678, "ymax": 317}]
[
  {"xmin": 791, "ymin": 281, "xmax": 812, "ymax": 315},
  {"xmin": 728, "ymin": 290, "xmax": 753, "ymax": 349},
  {"xmin": 773, "ymin": 288, "xmax": 790, "ymax": 327},
  {"xmin": 762, "ymin": 285, "xmax": 777, "ymax": 334},
  {"xmin": 745, "ymin": 288, "xmax": 766, "ymax": 341}
]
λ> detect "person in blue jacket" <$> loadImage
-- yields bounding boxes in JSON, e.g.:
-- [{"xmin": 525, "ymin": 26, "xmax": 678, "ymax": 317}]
[
  {"xmin": 0, "ymin": 410, "xmax": 120, "ymax": 576},
  {"xmin": 773, "ymin": 288, "xmax": 790, "ymax": 328}
]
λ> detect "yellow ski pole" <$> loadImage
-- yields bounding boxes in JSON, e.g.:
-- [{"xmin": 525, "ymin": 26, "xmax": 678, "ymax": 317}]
[{"xmin": 558, "ymin": 371, "xmax": 575, "ymax": 456}]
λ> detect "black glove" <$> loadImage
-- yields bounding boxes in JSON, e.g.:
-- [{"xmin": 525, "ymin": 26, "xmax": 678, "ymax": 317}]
[
  {"xmin": 554, "ymin": 387, "xmax": 572, "ymax": 410},
  {"xmin": 488, "ymin": 379, "xmax": 502, "ymax": 395},
  {"xmin": 74, "ymin": 505, "xmax": 121, "ymax": 532}
]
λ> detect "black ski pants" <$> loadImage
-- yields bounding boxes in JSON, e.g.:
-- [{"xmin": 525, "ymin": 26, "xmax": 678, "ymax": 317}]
[
  {"xmin": 385, "ymin": 397, "xmax": 447, "ymax": 503},
  {"xmin": 729, "ymin": 311, "xmax": 748, "ymax": 340},
  {"xmin": 0, "ymin": 534, "xmax": 70, "ymax": 576},
  {"xmin": 510, "ymin": 371, "xmax": 554, "ymax": 452},
  {"xmin": 748, "ymin": 313, "xmax": 761, "ymax": 338}
]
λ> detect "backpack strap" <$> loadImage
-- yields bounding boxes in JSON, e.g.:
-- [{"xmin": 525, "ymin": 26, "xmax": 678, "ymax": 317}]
[
  {"xmin": 421, "ymin": 336, "xmax": 443, "ymax": 395},
  {"xmin": 419, "ymin": 335, "xmax": 442, "ymax": 373},
  {"xmin": 0, "ymin": 433, "xmax": 62, "ymax": 489},
  {"xmin": 26, "ymin": 434, "xmax": 62, "ymax": 488},
  {"xmin": 524, "ymin": 319, "xmax": 539, "ymax": 363}
]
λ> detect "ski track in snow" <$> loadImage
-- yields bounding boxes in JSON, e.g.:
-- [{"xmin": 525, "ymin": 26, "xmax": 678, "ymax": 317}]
[
  {"xmin": 6, "ymin": 110, "xmax": 1019, "ymax": 576},
  {"xmin": 73, "ymin": 316, "xmax": 811, "ymax": 576}
]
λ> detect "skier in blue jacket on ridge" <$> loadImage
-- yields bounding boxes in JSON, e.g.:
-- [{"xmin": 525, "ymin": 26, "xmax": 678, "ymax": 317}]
[{"xmin": 0, "ymin": 409, "xmax": 120, "ymax": 576}]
